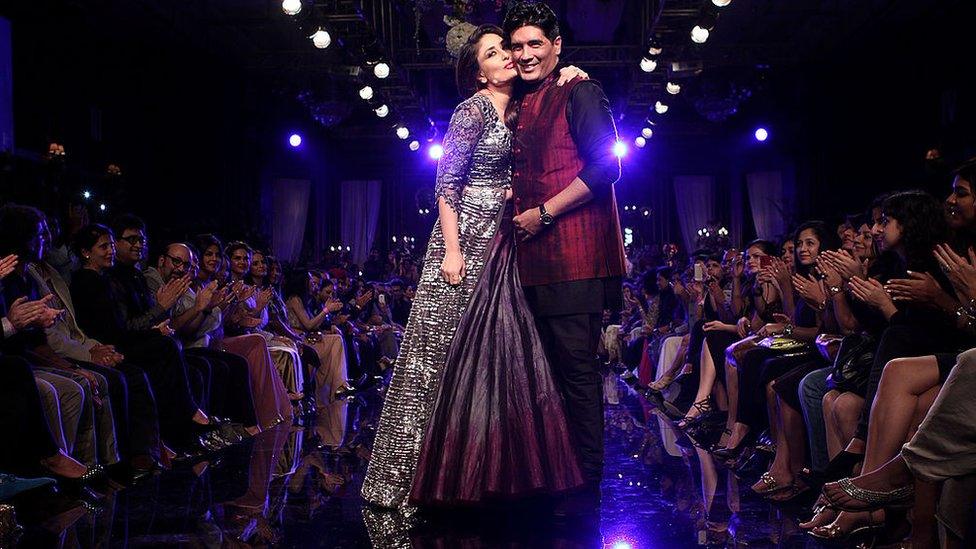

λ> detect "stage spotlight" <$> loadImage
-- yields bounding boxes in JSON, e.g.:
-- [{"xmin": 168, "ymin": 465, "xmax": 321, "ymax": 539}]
[
  {"xmin": 691, "ymin": 25, "xmax": 710, "ymax": 44},
  {"xmin": 634, "ymin": 136, "xmax": 646, "ymax": 148},
  {"xmin": 647, "ymin": 36, "xmax": 663, "ymax": 56},
  {"xmin": 643, "ymin": 209, "xmax": 650, "ymax": 217},
  {"xmin": 281, "ymin": 0, "xmax": 301, "ymax": 16},
  {"xmin": 639, "ymin": 58, "xmax": 657, "ymax": 73},
  {"xmin": 409, "ymin": 140, "xmax": 420, "ymax": 151},
  {"xmin": 99, "ymin": 203, "xmax": 107, "ymax": 212},
  {"xmin": 375, "ymin": 104, "xmax": 389, "ymax": 118},
  {"xmin": 613, "ymin": 141, "xmax": 627, "ymax": 158},
  {"xmin": 428, "ymin": 143, "xmax": 444, "ymax": 160},
  {"xmin": 359, "ymin": 86, "xmax": 374, "ymax": 100},
  {"xmin": 374, "ymin": 62, "xmax": 390, "ymax": 79},
  {"xmin": 655, "ymin": 101, "xmax": 669, "ymax": 114},
  {"xmin": 754, "ymin": 127, "xmax": 769, "ymax": 142},
  {"xmin": 310, "ymin": 28, "xmax": 331, "ymax": 49},
  {"xmin": 712, "ymin": 0, "xmax": 732, "ymax": 6},
  {"xmin": 82, "ymin": 190, "xmax": 91, "ymax": 199},
  {"xmin": 288, "ymin": 134, "xmax": 302, "ymax": 147},
  {"xmin": 641, "ymin": 127, "xmax": 653, "ymax": 139},
  {"xmin": 396, "ymin": 126, "xmax": 410, "ymax": 139},
  {"xmin": 666, "ymin": 82, "xmax": 681, "ymax": 95}
]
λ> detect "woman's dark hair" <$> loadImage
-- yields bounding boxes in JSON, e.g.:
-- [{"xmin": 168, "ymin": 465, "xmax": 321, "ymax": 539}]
[
  {"xmin": 882, "ymin": 190, "xmax": 949, "ymax": 271},
  {"xmin": 953, "ymin": 156, "xmax": 976, "ymax": 185},
  {"xmin": 0, "ymin": 203, "xmax": 45, "ymax": 259},
  {"xmin": 641, "ymin": 270, "xmax": 659, "ymax": 296},
  {"xmin": 792, "ymin": 220, "xmax": 837, "ymax": 276},
  {"xmin": 456, "ymin": 24, "xmax": 506, "ymax": 98},
  {"xmin": 283, "ymin": 269, "xmax": 311, "ymax": 301},
  {"xmin": 744, "ymin": 239, "xmax": 778, "ymax": 258},
  {"xmin": 194, "ymin": 234, "xmax": 223, "ymax": 257},
  {"xmin": 72, "ymin": 223, "xmax": 113, "ymax": 258},
  {"xmin": 502, "ymin": 1, "xmax": 560, "ymax": 41},
  {"xmin": 224, "ymin": 241, "xmax": 253, "ymax": 259}
]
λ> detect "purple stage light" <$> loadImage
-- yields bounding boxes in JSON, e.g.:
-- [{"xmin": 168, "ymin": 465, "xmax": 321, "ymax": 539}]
[
  {"xmin": 613, "ymin": 140, "xmax": 628, "ymax": 158},
  {"xmin": 428, "ymin": 143, "xmax": 444, "ymax": 160},
  {"xmin": 288, "ymin": 134, "xmax": 302, "ymax": 147},
  {"xmin": 754, "ymin": 127, "xmax": 769, "ymax": 142}
]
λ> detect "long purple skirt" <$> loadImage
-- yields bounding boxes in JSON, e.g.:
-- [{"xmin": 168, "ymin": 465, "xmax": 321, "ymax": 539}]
[{"xmin": 409, "ymin": 218, "xmax": 584, "ymax": 506}]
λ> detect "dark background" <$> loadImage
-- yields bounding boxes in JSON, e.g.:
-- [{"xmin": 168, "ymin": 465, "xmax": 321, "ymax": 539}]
[{"xmin": 1, "ymin": 0, "xmax": 972, "ymax": 257}]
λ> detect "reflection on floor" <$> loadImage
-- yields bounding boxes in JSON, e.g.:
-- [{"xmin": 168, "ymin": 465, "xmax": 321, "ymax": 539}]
[{"xmin": 11, "ymin": 379, "xmax": 836, "ymax": 548}]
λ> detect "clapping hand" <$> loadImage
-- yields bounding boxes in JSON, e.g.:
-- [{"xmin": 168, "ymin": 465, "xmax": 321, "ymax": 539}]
[
  {"xmin": 156, "ymin": 275, "xmax": 191, "ymax": 310},
  {"xmin": 153, "ymin": 319, "xmax": 175, "ymax": 337},
  {"xmin": 756, "ymin": 313, "xmax": 792, "ymax": 338},
  {"xmin": 254, "ymin": 287, "xmax": 274, "ymax": 312},
  {"xmin": 9, "ymin": 295, "xmax": 64, "ymax": 330},
  {"xmin": 792, "ymin": 273, "xmax": 827, "ymax": 309},
  {"xmin": 0, "ymin": 254, "xmax": 18, "ymax": 279},
  {"xmin": 934, "ymin": 244, "xmax": 976, "ymax": 302},
  {"xmin": 886, "ymin": 271, "xmax": 943, "ymax": 304},
  {"xmin": 821, "ymin": 249, "xmax": 866, "ymax": 281},
  {"xmin": 849, "ymin": 276, "xmax": 895, "ymax": 312}
]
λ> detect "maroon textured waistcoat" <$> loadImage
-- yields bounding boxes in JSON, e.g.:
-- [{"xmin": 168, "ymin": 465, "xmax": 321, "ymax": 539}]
[{"xmin": 512, "ymin": 76, "xmax": 626, "ymax": 287}]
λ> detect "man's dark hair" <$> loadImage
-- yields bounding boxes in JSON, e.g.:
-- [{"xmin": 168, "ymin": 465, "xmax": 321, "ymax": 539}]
[
  {"xmin": 503, "ymin": 1, "xmax": 560, "ymax": 41},
  {"xmin": 111, "ymin": 213, "xmax": 146, "ymax": 238},
  {"xmin": 0, "ymin": 203, "xmax": 45, "ymax": 259}
]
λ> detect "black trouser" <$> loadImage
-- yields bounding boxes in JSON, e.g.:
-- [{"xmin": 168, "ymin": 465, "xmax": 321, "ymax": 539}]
[
  {"xmin": 118, "ymin": 334, "xmax": 198, "ymax": 445},
  {"xmin": 534, "ymin": 312, "xmax": 605, "ymax": 485},
  {"xmin": 84, "ymin": 361, "xmax": 161, "ymax": 461},
  {"xmin": 185, "ymin": 354, "xmax": 212, "ymax": 412},
  {"xmin": 0, "ymin": 355, "xmax": 58, "ymax": 472},
  {"xmin": 185, "ymin": 347, "xmax": 257, "ymax": 426}
]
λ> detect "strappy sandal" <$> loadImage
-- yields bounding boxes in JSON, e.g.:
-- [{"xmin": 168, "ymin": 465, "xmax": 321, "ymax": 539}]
[
  {"xmin": 808, "ymin": 509, "xmax": 884, "ymax": 542},
  {"xmin": 751, "ymin": 471, "xmax": 790, "ymax": 496},
  {"xmin": 675, "ymin": 397, "xmax": 712, "ymax": 431}
]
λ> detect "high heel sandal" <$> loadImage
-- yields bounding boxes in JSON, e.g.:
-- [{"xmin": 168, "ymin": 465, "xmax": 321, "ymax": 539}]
[
  {"xmin": 808, "ymin": 509, "xmax": 884, "ymax": 542},
  {"xmin": 711, "ymin": 431, "xmax": 754, "ymax": 462},
  {"xmin": 675, "ymin": 397, "xmax": 712, "ymax": 431},
  {"xmin": 648, "ymin": 373, "xmax": 675, "ymax": 393}
]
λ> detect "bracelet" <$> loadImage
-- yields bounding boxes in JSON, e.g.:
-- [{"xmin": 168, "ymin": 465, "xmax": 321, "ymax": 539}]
[
  {"xmin": 828, "ymin": 285, "xmax": 843, "ymax": 297},
  {"xmin": 783, "ymin": 324, "xmax": 795, "ymax": 337},
  {"xmin": 816, "ymin": 298, "xmax": 829, "ymax": 312}
]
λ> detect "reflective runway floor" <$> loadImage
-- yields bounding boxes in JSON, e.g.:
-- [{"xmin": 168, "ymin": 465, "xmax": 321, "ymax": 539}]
[{"xmin": 11, "ymin": 378, "xmax": 844, "ymax": 548}]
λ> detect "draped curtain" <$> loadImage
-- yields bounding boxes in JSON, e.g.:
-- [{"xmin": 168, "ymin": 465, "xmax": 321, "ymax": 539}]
[
  {"xmin": 746, "ymin": 171, "xmax": 787, "ymax": 241},
  {"xmin": 672, "ymin": 176, "xmax": 715, "ymax": 252},
  {"xmin": 340, "ymin": 180, "xmax": 382, "ymax": 265},
  {"xmin": 272, "ymin": 178, "xmax": 311, "ymax": 263}
]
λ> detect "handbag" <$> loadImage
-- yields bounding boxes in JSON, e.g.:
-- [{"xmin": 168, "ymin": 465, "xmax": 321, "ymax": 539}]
[{"xmin": 826, "ymin": 333, "xmax": 876, "ymax": 394}]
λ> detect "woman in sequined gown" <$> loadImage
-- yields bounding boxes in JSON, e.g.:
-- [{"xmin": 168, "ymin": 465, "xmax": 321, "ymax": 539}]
[{"xmin": 361, "ymin": 26, "xmax": 584, "ymax": 509}]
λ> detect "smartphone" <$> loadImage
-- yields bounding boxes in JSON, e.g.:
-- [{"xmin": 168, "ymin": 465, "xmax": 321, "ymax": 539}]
[
  {"xmin": 378, "ymin": 294, "xmax": 386, "ymax": 305},
  {"xmin": 693, "ymin": 263, "xmax": 704, "ymax": 282},
  {"xmin": 759, "ymin": 256, "xmax": 773, "ymax": 269}
]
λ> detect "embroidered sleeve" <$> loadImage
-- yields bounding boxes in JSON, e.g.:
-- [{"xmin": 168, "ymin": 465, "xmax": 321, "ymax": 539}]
[{"xmin": 435, "ymin": 97, "xmax": 486, "ymax": 214}]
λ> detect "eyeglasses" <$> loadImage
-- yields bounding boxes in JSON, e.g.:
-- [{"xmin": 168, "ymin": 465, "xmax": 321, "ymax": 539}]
[
  {"xmin": 120, "ymin": 235, "xmax": 146, "ymax": 245},
  {"xmin": 164, "ymin": 253, "xmax": 188, "ymax": 268}
]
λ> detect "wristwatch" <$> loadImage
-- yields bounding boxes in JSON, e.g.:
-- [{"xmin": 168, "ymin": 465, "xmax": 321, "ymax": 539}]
[
  {"xmin": 783, "ymin": 324, "xmax": 795, "ymax": 337},
  {"xmin": 539, "ymin": 204, "xmax": 554, "ymax": 226}
]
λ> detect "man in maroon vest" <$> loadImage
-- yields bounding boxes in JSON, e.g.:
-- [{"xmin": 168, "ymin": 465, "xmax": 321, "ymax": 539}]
[{"xmin": 504, "ymin": 2, "xmax": 626, "ymax": 517}]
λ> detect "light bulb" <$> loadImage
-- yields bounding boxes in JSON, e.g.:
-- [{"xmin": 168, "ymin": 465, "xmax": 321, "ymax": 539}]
[
  {"xmin": 666, "ymin": 82, "xmax": 681, "ymax": 95},
  {"xmin": 655, "ymin": 101, "xmax": 669, "ymax": 114},
  {"xmin": 310, "ymin": 29, "xmax": 331, "ymax": 49},
  {"xmin": 373, "ymin": 62, "xmax": 390, "ymax": 79},
  {"xmin": 375, "ymin": 104, "xmax": 389, "ymax": 118},
  {"xmin": 634, "ymin": 136, "xmax": 646, "ymax": 148},
  {"xmin": 691, "ymin": 25, "xmax": 709, "ymax": 44},
  {"xmin": 409, "ymin": 140, "xmax": 420, "ymax": 151},
  {"xmin": 639, "ymin": 58, "xmax": 657, "ymax": 73},
  {"xmin": 712, "ymin": 0, "xmax": 731, "ymax": 7},
  {"xmin": 281, "ymin": 0, "xmax": 302, "ymax": 16},
  {"xmin": 396, "ymin": 126, "xmax": 409, "ymax": 139},
  {"xmin": 359, "ymin": 86, "xmax": 374, "ymax": 100},
  {"xmin": 641, "ymin": 127, "xmax": 653, "ymax": 139}
]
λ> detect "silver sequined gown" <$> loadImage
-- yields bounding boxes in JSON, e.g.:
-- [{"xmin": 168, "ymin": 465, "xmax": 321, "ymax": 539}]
[{"xmin": 361, "ymin": 93, "xmax": 511, "ymax": 508}]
